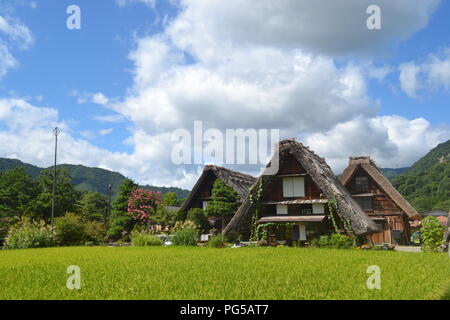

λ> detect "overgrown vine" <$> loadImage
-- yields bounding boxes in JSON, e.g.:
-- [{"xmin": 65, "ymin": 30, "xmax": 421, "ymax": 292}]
[
  {"xmin": 249, "ymin": 179, "xmax": 264, "ymax": 241},
  {"xmin": 328, "ymin": 196, "xmax": 356, "ymax": 241}
]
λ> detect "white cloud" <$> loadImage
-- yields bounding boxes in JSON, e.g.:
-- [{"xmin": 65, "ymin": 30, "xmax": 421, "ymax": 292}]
[
  {"xmin": 116, "ymin": 0, "xmax": 156, "ymax": 8},
  {"xmin": 93, "ymin": 114, "xmax": 126, "ymax": 123},
  {"xmin": 305, "ymin": 115, "xmax": 450, "ymax": 172},
  {"xmin": 0, "ymin": 15, "xmax": 33, "ymax": 49},
  {"xmin": 0, "ymin": 42, "xmax": 17, "ymax": 77},
  {"xmin": 0, "ymin": 14, "xmax": 33, "ymax": 79},
  {"xmin": 399, "ymin": 49, "xmax": 450, "ymax": 98},
  {"xmin": 92, "ymin": 93, "xmax": 109, "ymax": 105},
  {"xmin": 99, "ymin": 128, "xmax": 113, "ymax": 136},
  {"xmin": 167, "ymin": 0, "xmax": 439, "ymax": 58},
  {"xmin": 399, "ymin": 62, "xmax": 422, "ymax": 98}
]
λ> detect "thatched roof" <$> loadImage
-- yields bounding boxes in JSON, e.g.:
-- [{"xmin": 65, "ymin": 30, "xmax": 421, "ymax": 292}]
[
  {"xmin": 340, "ymin": 156, "xmax": 420, "ymax": 220},
  {"xmin": 224, "ymin": 139, "xmax": 379, "ymax": 235},
  {"xmin": 181, "ymin": 165, "xmax": 256, "ymax": 211}
]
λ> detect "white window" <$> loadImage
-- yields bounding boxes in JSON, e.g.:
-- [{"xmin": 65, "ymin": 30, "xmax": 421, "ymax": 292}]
[
  {"xmin": 282, "ymin": 177, "xmax": 305, "ymax": 197},
  {"xmin": 312, "ymin": 203, "xmax": 325, "ymax": 214},
  {"xmin": 202, "ymin": 201, "xmax": 209, "ymax": 209},
  {"xmin": 276, "ymin": 204, "xmax": 288, "ymax": 215}
]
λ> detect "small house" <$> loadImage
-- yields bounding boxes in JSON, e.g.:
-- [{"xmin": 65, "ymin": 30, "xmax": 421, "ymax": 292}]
[
  {"xmin": 181, "ymin": 165, "xmax": 256, "ymax": 230},
  {"xmin": 340, "ymin": 156, "xmax": 420, "ymax": 245},
  {"xmin": 224, "ymin": 139, "xmax": 379, "ymax": 245}
]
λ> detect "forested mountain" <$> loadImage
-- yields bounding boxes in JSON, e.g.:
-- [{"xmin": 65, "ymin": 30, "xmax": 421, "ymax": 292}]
[
  {"xmin": 0, "ymin": 158, "xmax": 190, "ymax": 199},
  {"xmin": 393, "ymin": 140, "xmax": 450, "ymax": 212},
  {"xmin": 380, "ymin": 167, "xmax": 410, "ymax": 179}
]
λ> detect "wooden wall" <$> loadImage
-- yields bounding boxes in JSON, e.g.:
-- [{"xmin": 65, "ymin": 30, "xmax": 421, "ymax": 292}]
[
  {"xmin": 346, "ymin": 167, "xmax": 402, "ymax": 214},
  {"xmin": 262, "ymin": 154, "xmax": 325, "ymax": 202}
]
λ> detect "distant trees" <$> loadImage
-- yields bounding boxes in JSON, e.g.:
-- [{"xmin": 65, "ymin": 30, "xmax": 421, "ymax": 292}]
[
  {"xmin": 31, "ymin": 168, "xmax": 79, "ymax": 221},
  {"xmin": 0, "ymin": 165, "xmax": 188, "ymax": 245},
  {"xmin": 393, "ymin": 148, "xmax": 450, "ymax": 212},
  {"xmin": 0, "ymin": 167, "xmax": 38, "ymax": 219},
  {"xmin": 75, "ymin": 191, "xmax": 108, "ymax": 222}
]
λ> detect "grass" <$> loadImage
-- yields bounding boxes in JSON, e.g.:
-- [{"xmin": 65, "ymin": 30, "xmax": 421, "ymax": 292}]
[{"xmin": 0, "ymin": 246, "xmax": 449, "ymax": 300}]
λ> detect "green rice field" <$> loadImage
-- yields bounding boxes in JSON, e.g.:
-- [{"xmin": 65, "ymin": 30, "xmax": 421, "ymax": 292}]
[{"xmin": 0, "ymin": 246, "xmax": 449, "ymax": 300}]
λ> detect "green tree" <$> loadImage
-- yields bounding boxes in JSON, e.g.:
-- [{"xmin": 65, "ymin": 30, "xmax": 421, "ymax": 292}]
[
  {"xmin": 31, "ymin": 168, "xmax": 79, "ymax": 222},
  {"xmin": 76, "ymin": 191, "xmax": 108, "ymax": 222},
  {"xmin": 107, "ymin": 178, "xmax": 137, "ymax": 240},
  {"xmin": 204, "ymin": 179, "xmax": 239, "ymax": 231},
  {"xmin": 55, "ymin": 212, "xmax": 86, "ymax": 246},
  {"xmin": 0, "ymin": 167, "xmax": 38, "ymax": 218},
  {"xmin": 153, "ymin": 206, "xmax": 177, "ymax": 229},
  {"xmin": 162, "ymin": 192, "xmax": 177, "ymax": 206},
  {"xmin": 420, "ymin": 216, "xmax": 444, "ymax": 252},
  {"xmin": 186, "ymin": 208, "xmax": 210, "ymax": 233}
]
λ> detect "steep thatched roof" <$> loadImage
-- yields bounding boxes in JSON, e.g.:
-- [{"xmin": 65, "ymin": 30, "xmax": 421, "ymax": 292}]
[
  {"xmin": 224, "ymin": 139, "xmax": 379, "ymax": 235},
  {"xmin": 181, "ymin": 165, "xmax": 256, "ymax": 211},
  {"xmin": 340, "ymin": 156, "xmax": 420, "ymax": 219}
]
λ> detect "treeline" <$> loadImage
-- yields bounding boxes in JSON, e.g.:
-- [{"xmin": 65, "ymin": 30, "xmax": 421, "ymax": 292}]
[
  {"xmin": 0, "ymin": 166, "xmax": 185, "ymax": 245},
  {"xmin": 0, "ymin": 157, "xmax": 191, "ymax": 199}
]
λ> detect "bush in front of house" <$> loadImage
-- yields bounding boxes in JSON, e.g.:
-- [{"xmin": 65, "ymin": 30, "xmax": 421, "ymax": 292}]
[
  {"xmin": 311, "ymin": 234, "xmax": 353, "ymax": 249},
  {"xmin": 3, "ymin": 218, "xmax": 56, "ymax": 249},
  {"xmin": 55, "ymin": 212, "xmax": 86, "ymax": 246},
  {"xmin": 84, "ymin": 220, "xmax": 107, "ymax": 244},
  {"xmin": 186, "ymin": 208, "xmax": 210, "ymax": 233},
  {"xmin": 420, "ymin": 216, "xmax": 444, "ymax": 252},
  {"xmin": 130, "ymin": 230, "xmax": 163, "ymax": 246},
  {"xmin": 207, "ymin": 234, "xmax": 227, "ymax": 248},
  {"xmin": 171, "ymin": 220, "xmax": 198, "ymax": 246}
]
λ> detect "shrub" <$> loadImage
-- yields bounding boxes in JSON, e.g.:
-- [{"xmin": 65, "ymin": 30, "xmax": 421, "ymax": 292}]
[
  {"xmin": 175, "ymin": 209, "xmax": 187, "ymax": 222},
  {"xmin": 130, "ymin": 230, "xmax": 163, "ymax": 246},
  {"xmin": 171, "ymin": 221, "xmax": 198, "ymax": 246},
  {"xmin": 3, "ymin": 219, "xmax": 56, "ymax": 249},
  {"xmin": 224, "ymin": 232, "xmax": 240, "ymax": 244},
  {"xmin": 207, "ymin": 234, "xmax": 227, "ymax": 248},
  {"xmin": 311, "ymin": 234, "xmax": 353, "ymax": 249},
  {"xmin": 55, "ymin": 213, "xmax": 86, "ymax": 246},
  {"xmin": 420, "ymin": 216, "xmax": 444, "ymax": 252},
  {"xmin": 186, "ymin": 208, "xmax": 210, "ymax": 233},
  {"xmin": 84, "ymin": 221, "xmax": 107, "ymax": 244}
]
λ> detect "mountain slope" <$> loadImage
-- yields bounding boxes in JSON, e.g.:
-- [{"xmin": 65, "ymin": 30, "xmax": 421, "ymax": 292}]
[
  {"xmin": 0, "ymin": 158, "xmax": 190, "ymax": 199},
  {"xmin": 393, "ymin": 140, "xmax": 450, "ymax": 212},
  {"xmin": 380, "ymin": 167, "xmax": 409, "ymax": 180}
]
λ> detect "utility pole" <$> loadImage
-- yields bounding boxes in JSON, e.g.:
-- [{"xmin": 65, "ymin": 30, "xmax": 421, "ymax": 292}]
[
  {"xmin": 51, "ymin": 127, "xmax": 60, "ymax": 228},
  {"xmin": 107, "ymin": 184, "xmax": 112, "ymax": 221}
]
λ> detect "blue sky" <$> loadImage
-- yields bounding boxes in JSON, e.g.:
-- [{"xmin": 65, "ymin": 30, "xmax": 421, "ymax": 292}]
[{"xmin": 0, "ymin": 0, "xmax": 449, "ymax": 188}]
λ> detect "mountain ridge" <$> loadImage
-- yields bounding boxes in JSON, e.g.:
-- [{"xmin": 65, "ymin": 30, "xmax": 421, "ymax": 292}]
[{"xmin": 0, "ymin": 158, "xmax": 190, "ymax": 199}]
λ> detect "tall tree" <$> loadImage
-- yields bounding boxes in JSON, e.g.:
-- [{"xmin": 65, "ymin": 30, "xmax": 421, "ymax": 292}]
[
  {"xmin": 76, "ymin": 191, "xmax": 109, "ymax": 222},
  {"xmin": 0, "ymin": 167, "xmax": 38, "ymax": 219},
  {"xmin": 204, "ymin": 179, "xmax": 239, "ymax": 231},
  {"xmin": 107, "ymin": 178, "xmax": 138, "ymax": 240},
  {"xmin": 31, "ymin": 168, "xmax": 79, "ymax": 221}
]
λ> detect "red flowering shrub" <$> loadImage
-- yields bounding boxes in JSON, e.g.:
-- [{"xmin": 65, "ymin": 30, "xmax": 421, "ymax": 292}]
[{"xmin": 127, "ymin": 189, "xmax": 162, "ymax": 223}]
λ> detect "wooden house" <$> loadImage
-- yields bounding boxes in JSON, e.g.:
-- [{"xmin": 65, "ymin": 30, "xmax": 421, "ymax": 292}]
[
  {"xmin": 181, "ymin": 165, "xmax": 256, "ymax": 229},
  {"xmin": 340, "ymin": 156, "xmax": 420, "ymax": 245},
  {"xmin": 224, "ymin": 139, "xmax": 379, "ymax": 244}
]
